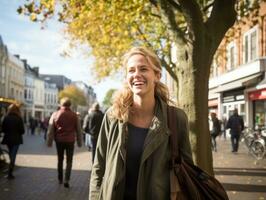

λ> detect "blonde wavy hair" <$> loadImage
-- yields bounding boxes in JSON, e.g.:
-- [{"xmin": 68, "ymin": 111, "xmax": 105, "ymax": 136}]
[{"xmin": 110, "ymin": 46, "xmax": 171, "ymax": 121}]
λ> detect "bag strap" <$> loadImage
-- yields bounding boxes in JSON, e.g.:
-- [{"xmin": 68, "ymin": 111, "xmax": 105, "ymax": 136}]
[
  {"xmin": 167, "ymin": 105, "xmax": 182, "ymax": 198},
  {"xmin": 167, "ymin": 105, "xmax": 180, "ymax": 164}
]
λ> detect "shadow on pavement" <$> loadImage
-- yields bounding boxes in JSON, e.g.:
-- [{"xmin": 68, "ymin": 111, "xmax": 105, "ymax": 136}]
[
  {"xmin": 0, "ymin": 166, "xmax": 91, "ymax": 200},
  {"xmin": 223, "ymin": 183, "xmax": 266, "ymax": 192},
  {"xmin": 18, "ymin": 134, "xmax": 90, "ymax": 156},
  {"xmin": 214, "ymin": 167, "xmax": 266, "ymax": 176}
]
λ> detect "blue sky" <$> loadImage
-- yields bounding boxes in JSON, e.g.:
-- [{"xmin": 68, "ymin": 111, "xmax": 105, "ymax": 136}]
[{"xmin": 0, "ymin": 0, "xmax": 122, "ymax": 102}]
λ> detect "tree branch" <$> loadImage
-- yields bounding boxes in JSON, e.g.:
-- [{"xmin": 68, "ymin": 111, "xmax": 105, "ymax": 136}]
[
  {"xmin": 205, "ymin": 0, "xmax": 237, "ymax": 56},
  {"xmin": 177, "ymin": 0, "xmax": 204, "ymax": 41},
  {"xmin": 161, "ymin": 58, "xmax": 178, "ymax": 82},
  {"xmin": 203, "ymin": 2, "xmax": 214, "ymax": 13},
  {"xmin": 167, "ymin": 0, "xmax": 182, "ymax": 12},
  {"xmin": 156, "ymin": 0, "xmax": 187, "ymax": 45}
]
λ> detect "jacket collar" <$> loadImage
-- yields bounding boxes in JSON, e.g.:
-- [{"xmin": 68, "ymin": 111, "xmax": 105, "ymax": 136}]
[{"xmin": 118, "ymin": 96, "xmax": 170, "ymax": 164}]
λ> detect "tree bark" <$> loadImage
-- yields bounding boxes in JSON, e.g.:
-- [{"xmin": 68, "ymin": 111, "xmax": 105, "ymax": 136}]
[{"xmin": 174, "ymin": 41, "xmax": 213, "ymax": 174}]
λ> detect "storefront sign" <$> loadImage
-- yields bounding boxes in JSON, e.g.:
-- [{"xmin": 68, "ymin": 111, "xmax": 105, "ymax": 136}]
[
  {"xmin": 208, "ymin": 98, "xmax": 218, "ymax": 107},
  {"xmin": 249, "ymin": 89, "xmax": 266, "ymax": 100},
  {"xmin": 222, "ymin": 89, "xmax": 244, "ymax": 103}
]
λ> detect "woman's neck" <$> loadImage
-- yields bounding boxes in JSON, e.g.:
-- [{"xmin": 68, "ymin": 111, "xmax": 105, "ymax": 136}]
[
  {"xmin": 132, "ymin": 95, "xmax": 155, "ymax": 114},
  {"xmin": 128, "ymin": 95, "xmax": 156, "ymax": 128}
]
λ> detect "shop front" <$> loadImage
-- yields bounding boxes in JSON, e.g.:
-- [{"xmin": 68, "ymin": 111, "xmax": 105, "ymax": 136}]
[
  {"xmin": 208, "ymin": 98, "xmax": 218, "ymax": 114},
  {"xmin": 249, "ymin": 88, "xmax": 266, "ymax": 128},
  {"xmin": 221, "ymin": 88, "xmax": 246, "ymax": 123}
]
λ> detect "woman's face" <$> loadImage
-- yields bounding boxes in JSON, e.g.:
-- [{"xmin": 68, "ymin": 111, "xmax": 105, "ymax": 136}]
[{"xmin": 126, "ymin": 54, "xmax": 160, "ymax": 97}]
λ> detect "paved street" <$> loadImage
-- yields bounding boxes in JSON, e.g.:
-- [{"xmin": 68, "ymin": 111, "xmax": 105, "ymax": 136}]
[
  {"xmin": 213, "ymin": 135, "xmax": 266, "ymax": 200},
  {"xmin": 0, "ymin": 133, "xmax": 266, "ymax": 200},
  {"xmin": 0, "ymin": 133, "xmax": 92, "ymax": 200}
]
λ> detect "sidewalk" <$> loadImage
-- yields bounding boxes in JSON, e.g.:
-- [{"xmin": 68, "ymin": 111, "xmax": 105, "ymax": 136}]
[
  {"xmin": 213, "ymin": 136, "xmax": 266, "ymax": 200},
  {"xmin": 0, "ymin": 134, "xmax": 92, "ymax": 200},
  {"xmin": 0, "ymin": 133, "xmax": 265, "ymax": 200}
]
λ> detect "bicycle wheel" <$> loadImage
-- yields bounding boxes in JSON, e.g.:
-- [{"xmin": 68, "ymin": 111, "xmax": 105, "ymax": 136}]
[
  {"xmin": 244, "ymin": 134, "xmax": 254, "ymax": 149},
  {"xmin": 250, "ymin": 140, "xmax": 265, "ymax": 160},
  {"xmin": 0, "ymin": 149, "xmax": 10, "ymax": 167}
]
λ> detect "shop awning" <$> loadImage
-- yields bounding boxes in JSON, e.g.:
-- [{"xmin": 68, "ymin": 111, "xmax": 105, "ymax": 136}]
[
  {"xmin": 215, "ymin": 73, "xmax": 262, "ymax": 93},
  {"xmin": 256, "ymin": 75, "xmax": 266, "ymax": 90}
]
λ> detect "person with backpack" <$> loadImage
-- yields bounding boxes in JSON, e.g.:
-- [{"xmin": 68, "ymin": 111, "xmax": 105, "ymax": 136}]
[
  {"xmin": 83, "ymin": 103, "xmax": 104, "ymax": 163},
  {"xmin": 89, "ymin": 47, "xmax": 193, "ymax": 200},
  {"xmin": 210, "ymin": 112, "xmax": 221, "ymax": 152},
  {"xmin": 226, "ymin": 108, "xmax": 244, "ymax": 153}
]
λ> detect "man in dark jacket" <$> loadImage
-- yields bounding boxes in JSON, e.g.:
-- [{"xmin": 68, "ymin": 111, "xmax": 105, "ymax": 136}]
[
  {"xmin": 226, "ymin": 108, "xmax": 244, "ymax": 153},
  {"xmin": 47, "ymin": 97, "xmax": 82, "ymax": 188},
  {"xmin": 83, "ymin": 102, "xmax": 103, "ymax": 163}
]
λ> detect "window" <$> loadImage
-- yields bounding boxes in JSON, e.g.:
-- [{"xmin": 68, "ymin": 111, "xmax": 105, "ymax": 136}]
[
  {"xmin": 250, "ymin": 31, "xmax": 257, "ymax": 60},
  {"xmin": 243, "ymin": 26, "xmax": 258, "ymax": 63},
  {"xmin": 226, "ymin": 41, "xmax": 237, "ymax": 71},
  {"xmin": 210, "ymin": 59, "xmax": 219, "ymax": 77}
]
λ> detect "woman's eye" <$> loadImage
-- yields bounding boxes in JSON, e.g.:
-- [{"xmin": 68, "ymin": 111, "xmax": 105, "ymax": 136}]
[{"xmin": 141, "ymin": 67, "xmax": 148, "ymax": 71}]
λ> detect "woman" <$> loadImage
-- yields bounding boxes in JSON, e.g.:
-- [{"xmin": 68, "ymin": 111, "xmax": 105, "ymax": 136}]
[
  {"xmin": 89, "ymin": 47, "xmax": 193, "ymax": 200},
  {"xmin": 1, "ymin": 104, "xmax": 24, "ymax": 179}
]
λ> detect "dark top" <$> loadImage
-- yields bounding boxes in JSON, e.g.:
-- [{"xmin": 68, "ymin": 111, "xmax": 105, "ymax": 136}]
[
  {"xmin": 124, "ymin": 123, "xmax": 149, "ymax": 200},
  {"xmin": 1, "ymin": 113, "xmax": 24, "ymax": 145},
  {"xmin": 226, "ymin": 114, "xmax": 244, "ymax": 134},
  {"xmin": 83, "ymin": 110, "xmax": 104, "ymax": 138},
  {"xmin": 211, "ymin": 117, "xmax": 221, "ymax": 137}
]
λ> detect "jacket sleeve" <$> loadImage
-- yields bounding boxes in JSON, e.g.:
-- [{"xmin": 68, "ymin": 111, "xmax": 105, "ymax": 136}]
[
  {"xmin": 47, "ymin": 113, "xmax": 56, "ymax": 146},
  {"xmin": 82, "ymin": 114, "xmax": 89, "ymax": 131},
  {"xmin": 89, "ymin": 112, "xmax": 109, "ymax": 200},
  {"xmin": 19, "ymin": 117, "xmax": 25, "ymax": 135},
  {"xmin": 176, "ymin": 108, "xmax": 193, "ymax": 164},
  {"xmin": 76, "ymin": 117, "xmax": 82, "ymax": 147},
  {"xmin": 226, "ymin": 118, "xmax": 231, "ymax": 129}
]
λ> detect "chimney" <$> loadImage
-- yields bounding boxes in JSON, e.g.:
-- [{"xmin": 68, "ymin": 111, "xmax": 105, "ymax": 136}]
[{"xmin": 33, "ymin": 67, "xmax": 39, "ymax": 75}]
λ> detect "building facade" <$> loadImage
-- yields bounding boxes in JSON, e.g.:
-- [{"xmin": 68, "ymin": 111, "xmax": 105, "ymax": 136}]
[
  {"xmin": 44, "ymin": 81, "xmax": 58, "ymax": 118},
  {"xmin": 6, "ymin": 54, "xmax": 24, "ymax": 104},
  {"xmin": 0, "ymin": 36, "xmax": 8, "ymax": 98},
  {"xmin": 23, "ymin": 60, "xmax": 37, "ymax": 122},
  {"xmin": 209, "ymin": 2, "xmax": 266, "ymax": 129}
]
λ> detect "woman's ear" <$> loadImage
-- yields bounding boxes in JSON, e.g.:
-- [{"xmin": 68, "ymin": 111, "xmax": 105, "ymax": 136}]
[{"xmin": 156, "ymin": 71, "xmax": 161, "ymax": 81}]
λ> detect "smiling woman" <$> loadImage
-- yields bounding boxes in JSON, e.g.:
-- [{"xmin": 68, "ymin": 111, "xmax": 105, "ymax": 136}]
[{"xmin": 89, "ymin": 46, "xmax": 193, "ymax": 200}]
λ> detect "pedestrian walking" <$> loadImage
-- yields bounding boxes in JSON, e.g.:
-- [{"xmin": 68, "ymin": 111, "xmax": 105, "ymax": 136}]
[
  {"xmin": 221, "ymin": 116, "xmax": 227, "ymax": 140},
  {"xmin": 47, "ymin": 97, "xmax": 82, "ymax": 188},
  {"xmin": 29, "ymin": 116, "xmax": 37, "ymax": 135},
  {"xmin": 1, "ymin": 104, "xmax": 24, "ymax": 179},
  {"xmin": 89, "ymin": 47, "xmax": 193, "ymax": 200},
  {"xmin": 210, "ymin": 112, "xmax": 221, "ymax": 152},
  {"xmin": 83, "ymin": 108, "xmax": 93, "ymax": 151},
  {"xmin": 226, "ymin": 108, "xmax": 244, "ymax": 153},
  {"xmin": 83, "ymin": 103, "xmax": 103, "ymax": 163},
  {"xmin": 42, "ymin": 116, "xmax": 49, "ymax": 140}
]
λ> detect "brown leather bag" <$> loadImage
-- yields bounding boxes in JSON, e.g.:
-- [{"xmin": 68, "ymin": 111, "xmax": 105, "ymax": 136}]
[{"xmin": 167, "ymin": 106, "xmax": 229, "ymax": 200}]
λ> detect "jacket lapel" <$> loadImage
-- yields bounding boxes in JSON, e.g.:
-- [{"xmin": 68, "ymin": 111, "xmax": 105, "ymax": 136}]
[{"xmin": 140, "ymin": 98, "xmax": 170, "ymax": 165}]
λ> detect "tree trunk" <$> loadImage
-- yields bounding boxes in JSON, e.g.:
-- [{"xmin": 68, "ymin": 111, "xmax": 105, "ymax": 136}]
[{"xmin": 175, "ymin": 44, "xmax": 213, "ymax": 175}]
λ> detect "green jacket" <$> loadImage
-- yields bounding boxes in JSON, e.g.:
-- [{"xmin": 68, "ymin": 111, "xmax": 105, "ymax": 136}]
[{"xmin": 89, "ymin": 97, "xmax": 193, "ymax": 200}]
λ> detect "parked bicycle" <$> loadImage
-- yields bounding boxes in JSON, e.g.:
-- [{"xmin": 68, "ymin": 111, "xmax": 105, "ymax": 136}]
[
  {"xmin": 0, "ymin": 133, "xmax": 9, "ymax": 169},
  {"xmin": 242, "ymin": 127, "xmax": 266, "ymax": 160}
]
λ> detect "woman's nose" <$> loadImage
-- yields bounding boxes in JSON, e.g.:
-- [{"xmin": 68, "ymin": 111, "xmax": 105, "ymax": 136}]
[{"xmin": 133, "ymin": 68, "xmax": 141, "ymax": 76}]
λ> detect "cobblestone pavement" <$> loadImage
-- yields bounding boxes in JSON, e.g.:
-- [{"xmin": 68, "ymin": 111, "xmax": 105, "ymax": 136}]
[
  {"xmin": 213, "ymin": 136, "xmax": 266, "ymax": 200},
  {"xmin": 0, "ymin": 133, "xmax": 266, "ymax": 200}
]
